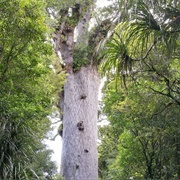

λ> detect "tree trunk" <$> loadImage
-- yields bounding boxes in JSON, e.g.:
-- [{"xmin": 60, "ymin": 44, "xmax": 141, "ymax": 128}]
[
  {"xmin": 54, "ymin": 3, "xmax": 100, "ymax": 179},
  {"xmin": 61, "ymin": 66, "xmax": 99, "ymax": 180}
]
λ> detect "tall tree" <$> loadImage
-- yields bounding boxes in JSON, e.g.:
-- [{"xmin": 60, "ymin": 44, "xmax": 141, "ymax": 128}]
[
  {"xmin": 48, "ymin": 0, "xmax": 114, "ymax": 179},
  {"xmin": 49, "ymin": 0, "xmax": 179, "ymax": 179},
  {"xmin": 55, "ymin": 2, "xmax": 99, "ymax": 179}
]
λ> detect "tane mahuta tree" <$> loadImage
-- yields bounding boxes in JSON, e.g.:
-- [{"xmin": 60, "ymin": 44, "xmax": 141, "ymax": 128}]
[
  {"xmin": 48, "ymin": 0, "xmax": 114, "ymax": 179},
  {"xmin": 49, "ymin": 0, "xmax": 179, "ymax": 179}
]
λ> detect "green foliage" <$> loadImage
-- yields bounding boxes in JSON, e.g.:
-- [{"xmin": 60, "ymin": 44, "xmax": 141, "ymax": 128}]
[
  {"xmin": 101, "ymin": 0, "xmax": 180, "ymax": 75},
  {"xmin": 73, "ymin": 47, "xmax": 90, "ymax": 72},
  {"xmin": 98, "ymin": 125, "xmax": 119, "ymax": 179},
  {"xmin": 99, "ymin": 1, "xmax": 180, "ymax": 179},
  {"xmin": 0, "ymin": 0, "xmax": 62, "ymax": 179},
  {"xmin": 99, "ymin": 77, "xmax": 180, "ymax": 179},
  {"xmin": 47, "ymin": 0, "xmax": 93, "ymax": 9},
  {"xmin": 26, "ymin": 145, "xmax": 58, "ymax": 180},
  {"xmin": 53, "ymin": 174, "xmax": 65, "ymax": 180},
  {"xmin": 48, "ymin": 55, "xmax": 66, "ymax": 103},
  {"xmin": 46, "ymin": 0, "xmax": 94, "ymax": 22}
]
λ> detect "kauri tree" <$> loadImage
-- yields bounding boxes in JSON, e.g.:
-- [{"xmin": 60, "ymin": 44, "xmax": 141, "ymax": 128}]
[{"xmin": 48, "ymin": 0, "xmax": 115, "ymax": 179}]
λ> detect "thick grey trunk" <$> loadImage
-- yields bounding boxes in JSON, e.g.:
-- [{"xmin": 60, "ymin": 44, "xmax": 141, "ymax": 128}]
[
  {"xmin": 61, "ymin": 66, "xmax": 99, "ymax": 180},
  {"xmin": 54, "ymin": 3, "xmax": 99, "ymax": 179}
]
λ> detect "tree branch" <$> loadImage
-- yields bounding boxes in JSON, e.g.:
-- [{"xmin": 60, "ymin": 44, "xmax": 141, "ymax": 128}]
[
  {"xmin": 151, "ymin": 102, "xmax": 173, "ymax": 118},
  {"xmin": 136, "ymin": 37, "xmax": 159, "ymax": 61},
  {"xmin": 149, "ymin": 87, "xmax": 180, "ymax": 106}
]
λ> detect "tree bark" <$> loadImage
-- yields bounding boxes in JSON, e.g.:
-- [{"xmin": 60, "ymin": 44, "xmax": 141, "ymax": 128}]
[
  {"xmin": 54, "ymin": 3, "xmax": 100, "ymax": 179},
  {"xmin": 61, "ymin": 66, "xmax": 99, "ymax": 180}
]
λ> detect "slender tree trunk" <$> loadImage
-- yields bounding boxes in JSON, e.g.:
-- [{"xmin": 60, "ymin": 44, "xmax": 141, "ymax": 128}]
[{"xmin": 61, "ymin": 66, "xmax": 99, "ymax": 179}]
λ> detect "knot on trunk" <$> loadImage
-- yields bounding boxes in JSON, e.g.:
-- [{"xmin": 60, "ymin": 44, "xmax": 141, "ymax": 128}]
[
  {"xmin": 77, "ymin": 121, "xmax": 84, "ymax": 131},
  {"xmin": 80, "ymin": 94, "xmax": 87, "ymax": 99},
  {"xmin": 76, "ymin": 164, "xmax": 79, "ymax": 169},
  {"xmin": 84, "ymin": 149, "xmax": 89, "ymax": 153}
]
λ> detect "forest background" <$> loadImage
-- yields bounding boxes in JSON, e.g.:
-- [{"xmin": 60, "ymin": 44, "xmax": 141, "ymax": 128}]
[{"xmin": 0, "ymin": 0, "xmax": 179, "ymax": 179}]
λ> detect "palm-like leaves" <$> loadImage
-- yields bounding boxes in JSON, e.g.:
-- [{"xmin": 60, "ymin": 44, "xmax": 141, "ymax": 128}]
[
  {"xmin": 101, "ymin": 0, "xmax": 180, "ymax": 75},
  {"xmin": 101, "ymin": 31, "xmax": 133, "ymax": 75},
  {"xmin": 101, "ymin": 0, "xmax": 180, "ymax": 107},
  {"xmin": 0, "ymin": 120, "xmax": 37, "ymax": 179}
]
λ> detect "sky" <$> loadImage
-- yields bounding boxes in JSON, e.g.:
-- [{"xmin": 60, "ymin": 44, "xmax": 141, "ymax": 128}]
[
  {"xmin": 45, "ymin": 115, "xmax": 62, "ymax": 171},
  {"xmin": 94, "ymin": 0, "xmax": 114, "ymax": 23},
  {"xmin": 96, "ymin": 0, "xmax": 112, "ymax": 7},
  {"xmin": 46, "ymin": 0, "xmax": 112, "ymax": 172}
]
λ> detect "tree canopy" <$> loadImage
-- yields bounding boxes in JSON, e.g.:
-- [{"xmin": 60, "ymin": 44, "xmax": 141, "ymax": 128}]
[
  {"xmin": 99, "ymin": 0, "xmax": 180, "ymax": 179},
  {"xmin": 0, "ymin": 0, "xmax": 179, "ymax": 179},
  {"xmin": 0, "ymin": 0, "xmax": 64, "ymax": 179}
]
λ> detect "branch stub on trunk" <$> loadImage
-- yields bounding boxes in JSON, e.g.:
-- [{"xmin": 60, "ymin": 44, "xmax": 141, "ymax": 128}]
[{"xmin": 77, "ymin": 121, "xmax": 84, "ymax": 131}]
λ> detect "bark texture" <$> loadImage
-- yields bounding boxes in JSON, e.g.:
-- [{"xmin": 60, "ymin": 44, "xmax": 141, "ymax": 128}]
[
  {"xmin": 61, "ymin": 66, "xmax": 99, "ymax": 180},
  {"xmin": 54, "ymin": 3, "xmax": 100, "ymax": 179}
]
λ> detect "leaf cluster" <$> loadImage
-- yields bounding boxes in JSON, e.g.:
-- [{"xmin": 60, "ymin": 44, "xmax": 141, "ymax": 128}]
[
  {"xmin": 0, "ymin": 0, "xmax": 61, "ymax": 179},
  {"xmin": 99, "ymin": 1, "xmax": 180, "ymax": 179},
  {"xmin": 99, "ymin": 77, "xmax": 180, "ymax": 179},
  {"xmin": 73, "ymin": 47, "xmax": 90, "ymax": 72}
]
